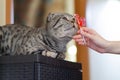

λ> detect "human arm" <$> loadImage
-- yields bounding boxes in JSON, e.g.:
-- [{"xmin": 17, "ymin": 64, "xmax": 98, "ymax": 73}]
[{"xmin": 73, "ymin": 27, "xmax": 120, "ymax": 54}]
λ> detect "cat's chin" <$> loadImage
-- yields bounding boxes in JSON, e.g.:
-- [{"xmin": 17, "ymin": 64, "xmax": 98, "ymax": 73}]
[{"xmin": 60, "ymin": 35, "xmax": 73, "ymax": 39}]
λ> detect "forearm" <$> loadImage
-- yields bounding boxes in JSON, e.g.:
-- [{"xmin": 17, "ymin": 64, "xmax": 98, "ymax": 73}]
[{"xmin": 105, "ymin": 41, "xmax": 120, "ymax": 54}]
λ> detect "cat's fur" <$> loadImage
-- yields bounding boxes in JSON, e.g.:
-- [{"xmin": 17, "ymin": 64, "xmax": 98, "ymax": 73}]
[{"xmin": 0, "ymin": 13, "xmax": 78, "ymax": 59}]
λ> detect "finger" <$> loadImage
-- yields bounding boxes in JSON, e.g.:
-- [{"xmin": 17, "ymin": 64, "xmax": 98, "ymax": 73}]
[
  {"xmin": 74, "ymin": 38, "xmax": 85, "ymax": 44},
  {"xmin": 78, "ymin": 41, "xmax": 86, "ymax": 45},
  {"xmin": 81, "ymin": 31, "xmax": 92, "ymax": 39},
  {"xmin": 73, "ymin": 35, "xmax": 82, "ymax": 39},
  {"xmin": 75, "ymin": 38, "xmax": 83, "ymax": 42},
  {"xmin": 77, "ymin": 29, "xmax": 81, "ymax": 34},
  {"xmin": 80, "ymin": 28, "xmax": 94, "ymax": 39},
  {"xmin": 82, "ymin": 27, "xmax": 96, "ymax": 34}
]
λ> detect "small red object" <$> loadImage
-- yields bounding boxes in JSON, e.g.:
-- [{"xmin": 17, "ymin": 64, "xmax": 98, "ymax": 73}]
[
  {"xmin": 74, "ymin": 14, "xmax": 86, "ymax": 28},
  {"xmin": 74, "ymin": 14, "xmax": 86, "ymax": 44}
]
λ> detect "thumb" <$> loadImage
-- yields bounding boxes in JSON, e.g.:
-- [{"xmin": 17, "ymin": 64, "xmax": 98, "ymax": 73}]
[{"xmin": 81, "ymin": 29, "xmax": 92, "ymax": 39}]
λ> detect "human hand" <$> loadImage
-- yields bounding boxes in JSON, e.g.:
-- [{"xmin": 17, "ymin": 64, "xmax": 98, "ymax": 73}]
[{"xmin": 73, "ymin": 27, "xmax": 109, "ymax": 53}]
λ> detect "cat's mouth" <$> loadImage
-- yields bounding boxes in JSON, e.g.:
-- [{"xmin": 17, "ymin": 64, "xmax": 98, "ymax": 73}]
[
  {"xmin": 64, "ymin": 27, "xmax": 78, "ymax": 38},
  {"xmin": 64, "ymin": 21, "xmax": 78, "ymax": 31}
]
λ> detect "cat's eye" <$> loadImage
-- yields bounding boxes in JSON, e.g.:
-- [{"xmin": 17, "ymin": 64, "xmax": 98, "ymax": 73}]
[
  {"xmin": 72, "ymin": 18, "xmax": 75, "ymax": 22},
  {"xmin": 71, "ymin": 18, "xmax": 75, "ymax": 23},
  {"xmin": 62, "ymin": 17, "xmax": 68, "ymax": 20},
  {"xmin": 71, "ymin": 21, "xmax": 74, "ymax": 23}
]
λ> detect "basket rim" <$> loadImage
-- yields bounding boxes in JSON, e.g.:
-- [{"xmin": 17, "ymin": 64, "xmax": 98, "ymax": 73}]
[{"xmin": 0, "ymin": 54, "xmax": 82, "ymax": 70}]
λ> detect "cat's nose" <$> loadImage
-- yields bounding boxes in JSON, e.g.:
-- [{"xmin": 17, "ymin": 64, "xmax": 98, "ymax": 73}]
[
  {"xmin": 73, "ymin": 25, "xmax": 75, "ymax": 28},
  {"xmin": 72, "ymin": 18, "xmax": 75, "ymax": 22},
  {"xmin": 71, "ymin": 18, "xmax": 75, "ymax": 23}
]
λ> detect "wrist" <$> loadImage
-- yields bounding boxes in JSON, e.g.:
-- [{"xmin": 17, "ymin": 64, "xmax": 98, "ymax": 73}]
[
  {"xmin": 103, "ymin": 40, "xmax": 111, "ymax": 53},
  {"xmin": 104, "ymin": 41, "xmax": 112, "ymax": 53}
]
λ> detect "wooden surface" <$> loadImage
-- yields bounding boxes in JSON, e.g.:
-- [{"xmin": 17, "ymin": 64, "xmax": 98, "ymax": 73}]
[
  {"xmin": 75, "ymin": 0, "xmax": 90, "ymax": 80},
  {"xmin": 6, "ymin": 0, "xmax": 11, "ymax": 24}
]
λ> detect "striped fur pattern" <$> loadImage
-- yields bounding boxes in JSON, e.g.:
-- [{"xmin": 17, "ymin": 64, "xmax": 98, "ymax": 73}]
[{"xmin": 0, "ymin": 13, "xmax": 78, "ymax": 59}]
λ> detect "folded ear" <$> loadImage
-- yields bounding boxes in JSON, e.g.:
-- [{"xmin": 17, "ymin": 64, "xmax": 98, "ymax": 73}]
[{"xmin": 47, "ymin": 12, "xmax": 55, "ymax": 22}]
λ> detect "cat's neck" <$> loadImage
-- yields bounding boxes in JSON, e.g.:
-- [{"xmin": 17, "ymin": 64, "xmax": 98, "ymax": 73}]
[
  {"xmin": 36, "ymin": 27, "xmax": 70, "ymax": 53},
  {"xmin": 43, "ymin": 34, "xmax": 68, "ymax": 53}
]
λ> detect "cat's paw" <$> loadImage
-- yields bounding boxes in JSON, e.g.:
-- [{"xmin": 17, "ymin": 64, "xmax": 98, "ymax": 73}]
[
  {"xmin": 42, "ymin": 51, "xmax": 57, "ymax": 58},
  {"xmin": 56, "ymin": 53, "xmax": 65, "ymax": 60}
]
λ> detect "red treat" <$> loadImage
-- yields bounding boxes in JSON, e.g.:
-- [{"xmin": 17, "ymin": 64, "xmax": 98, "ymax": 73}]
[
  {"xmin": 74, "ymin": 14, "xmax": 86, "ymax": 44},
  {"xmin": 74, "ymin": 14, "xmax": 86, "ymax": 28}
]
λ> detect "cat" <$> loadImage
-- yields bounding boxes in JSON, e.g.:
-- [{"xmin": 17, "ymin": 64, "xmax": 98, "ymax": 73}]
[{"xmin": 0, "ymin": 12, "xmax": 78, "ymax": 60}]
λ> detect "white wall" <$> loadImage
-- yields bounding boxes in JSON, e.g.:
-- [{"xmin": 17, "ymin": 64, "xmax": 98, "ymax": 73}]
[
  {"xmin": 86, "ymin": 0, "xmax": 120, "ymax": 80},
  {"xmin": 0, "ymin": 0, "xmax": 6, "ymax": 25},
  {"xmin": 64, "ymin": 0, "xmax": 77, "ymax": 62}
]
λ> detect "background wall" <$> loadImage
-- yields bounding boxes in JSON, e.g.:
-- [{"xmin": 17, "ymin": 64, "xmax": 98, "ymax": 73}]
[
  {"xmin": 0, "ymin": 0, "xmax": 11, "ymax": 25},
  {"xmin": 0, "ymin": 0, "xmax": 6, "ymax": 25},
  {"xmin": 87, "ymin": 0, "xmax": 120, "ymax": 80}
]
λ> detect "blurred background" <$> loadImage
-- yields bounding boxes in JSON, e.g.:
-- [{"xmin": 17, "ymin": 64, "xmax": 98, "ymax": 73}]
[{"xmin": 2, "ymin": 0, "xmax": 120, "ymax": 80}]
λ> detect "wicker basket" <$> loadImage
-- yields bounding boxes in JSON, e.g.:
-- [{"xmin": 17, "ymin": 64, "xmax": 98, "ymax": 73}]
[{"xmin": 0, "ymin": 54, "xmax": 82, "ymax": 80}]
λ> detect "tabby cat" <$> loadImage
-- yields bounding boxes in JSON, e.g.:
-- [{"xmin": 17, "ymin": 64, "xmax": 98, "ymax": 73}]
[{"xmin": 0, "ymin": 13, "xmax": 78, "ymax": 59}]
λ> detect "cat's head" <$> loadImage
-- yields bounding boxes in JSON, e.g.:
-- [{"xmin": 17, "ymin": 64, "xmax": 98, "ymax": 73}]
[{"xmin": 46, "ymin": 12, "xmax": 78, "ymax": 41}]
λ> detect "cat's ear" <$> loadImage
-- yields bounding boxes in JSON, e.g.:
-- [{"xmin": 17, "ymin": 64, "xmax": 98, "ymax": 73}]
[{"xmin": 47, "ymin": 12, "xmax": 55, "ymax": 22}]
